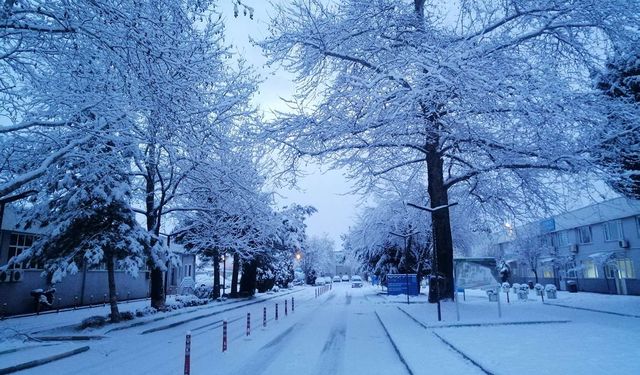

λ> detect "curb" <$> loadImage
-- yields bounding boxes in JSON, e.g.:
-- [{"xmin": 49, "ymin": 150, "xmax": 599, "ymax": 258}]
[
  {"xmin": 544, "ymin": 302, "xmax": 640, "ymax": 318},
  {"xmin": 33, "ymin": 336, "xmax": 106, "ymax": 341},
  {"xmin": 140, "ymin": 289, "xmax": 303, "ymax": 335},
  {"xmin": 0, "ymin": 346, "xmax": 90, "ymax": 375}
]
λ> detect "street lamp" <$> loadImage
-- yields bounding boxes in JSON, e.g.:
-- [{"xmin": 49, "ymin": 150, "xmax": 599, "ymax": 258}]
[
  {"xmin": 407, "ymin": 201, "xmax": 458, "ymax": 322},
  {"xmin": 295, "ymin": 252, "xmax": 301, "ymax": 261}
]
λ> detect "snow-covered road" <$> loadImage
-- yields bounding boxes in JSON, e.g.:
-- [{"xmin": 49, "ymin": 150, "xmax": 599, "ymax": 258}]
[{"xmin": 10, "ymin": 284, "xmax": 640, "ymax": 375}]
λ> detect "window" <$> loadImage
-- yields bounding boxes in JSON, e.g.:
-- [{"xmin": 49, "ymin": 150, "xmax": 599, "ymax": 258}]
[
  {"xmin": 8, "ymin": 233, "xmax": 38, "ymax": 269},
  {"xmin": 605, "ymin": 259, "xmax": 636, "ymax": 279},
  {"xmin": 603, "ymin": 220, "xmax": 623, "ymax": 241},
  {"xmin": 543, "ymin": 266, "xmax": 555, "ymax": 278},
  {"xmin": 578, "ymin": 226, "xmax": 592, "ymax": 244},
  {"xmin": 582, "ymin": 260, "xmax": 598, "ymax": 278},
  {"xmin": 555, "ymin": 231, "xmax": 570, "ymax": 247}
]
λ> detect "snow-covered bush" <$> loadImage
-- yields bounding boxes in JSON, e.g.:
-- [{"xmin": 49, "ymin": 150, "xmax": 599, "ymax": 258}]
[
  {"xmin": 119, "ymin": 311, "xmax": 135, "ymax": 321},
  {"xmin": 512, "ymin": 283, "xmax": 521, "ymax": 293},
  {"xmin": 534, "ymin": 283, "xmax": 544, "ymax": 295},
  {"xmin": 517, "ymin": 284, "xmax": 529, "ymax": 300},
  {"xmin": 544, "ymin": 284, "xmax": 557, "ymax": 292},
  {"xmin": 501, "ymin": 282, "xmax": 511, "ymax": 293},
  {"xmin": 135, "ymin": 306, "xmax": 157, "ymax": 317},
  {"xmin": 80, "ymin": 315, "xmax": 108, "ymax": 329},
  {"xmin": 545, "ymin": 284, "xmax": 558, "ymax": 299},
  {"xmin": 165, "ymin": 295, "xmax": 209, "ymax": 310}
]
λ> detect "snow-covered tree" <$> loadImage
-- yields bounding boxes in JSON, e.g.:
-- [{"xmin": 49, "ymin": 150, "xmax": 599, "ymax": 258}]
[
  {"xmin": 595, "ymin": 42, "xmax": 640, "ymax": 199},
  {"xmin": 8, "ymin": 139, "xmax": 149, "ymax": 322},
  {"xmin": 301, "ymin": 234, "xmax": 336, "ymax": 284},
  {"xmin": 260, "ymin": 0, "xmax": 639, "ymax": 299}
]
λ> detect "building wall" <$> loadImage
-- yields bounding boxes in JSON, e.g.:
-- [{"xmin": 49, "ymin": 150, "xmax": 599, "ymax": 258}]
[
  {"xmin": 1, "ymin": 228, "xmax": 152, "ymax": 316},
  {"xmin": 0, "ymin": 267, "xmax": 150, "ymax": 316},
  {"xmin": 166, "ymin": 253, "xmax": 196, "ymax": 295},
  {"xmin": 497, "ymin": 198, "xmax": 640, "ymax": 296}
]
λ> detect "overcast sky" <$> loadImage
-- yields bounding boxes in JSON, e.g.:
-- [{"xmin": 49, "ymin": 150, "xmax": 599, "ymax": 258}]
[{"xmin": 220, "ymin": 2, "xmax": 360, "ymax": 247}]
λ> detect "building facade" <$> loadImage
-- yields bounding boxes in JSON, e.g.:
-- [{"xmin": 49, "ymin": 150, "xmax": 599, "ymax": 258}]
[
  {"xmin": 492, "ymin": 197, "xmax": 640, "ymax": 295},
  {"xmin": 0, "ymin": 205, "xmax": 195, "ymax": 316}
]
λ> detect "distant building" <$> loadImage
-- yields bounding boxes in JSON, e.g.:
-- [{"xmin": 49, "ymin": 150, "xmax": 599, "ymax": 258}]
[
  {"xmin": 0, "ymin": 205, "xmax": 195, "ymax": 316},
  {"xmin": 490, "ymin": 197, "xmax": 640, "ymax": 295}
]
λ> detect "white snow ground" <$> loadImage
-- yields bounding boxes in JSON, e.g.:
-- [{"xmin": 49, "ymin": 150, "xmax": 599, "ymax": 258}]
[{"xmin": 1, "ymin": 284, "xmax": 639, "ymax": 375}]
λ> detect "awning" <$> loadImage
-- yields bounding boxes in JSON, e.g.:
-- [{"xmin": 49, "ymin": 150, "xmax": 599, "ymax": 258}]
[
  {"xmin": 538, "ymin": 257, "xmax": 556, "ymax": 264},
  {"xmin": 588, "ymin": 251, "xmax": 619, "ymax": 265}
]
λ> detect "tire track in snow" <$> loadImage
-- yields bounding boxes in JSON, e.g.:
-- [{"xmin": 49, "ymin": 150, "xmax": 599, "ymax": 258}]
[{"xmin": 313, "ymin": 311, "xmax": 347, "ymax": 375}]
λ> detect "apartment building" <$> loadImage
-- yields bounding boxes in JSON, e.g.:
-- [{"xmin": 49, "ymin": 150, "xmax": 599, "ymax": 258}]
[{"xmin": 492, "ymin": 197, "xmax": 640, "ymax": 295}]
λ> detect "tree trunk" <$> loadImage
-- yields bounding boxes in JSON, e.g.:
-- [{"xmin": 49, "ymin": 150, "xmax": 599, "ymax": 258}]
[
  {"xmin": 144, "ymin": 143, "xmax": 166, "ymax": 310},
  {"xmin": 230, "ymin": 253, "xmax": 240, "ymax": 298},
  {"xmin": 426, "ymin": 144, "xmax": 455, "ymax": 300},
  {"xmin": 106, "ymin": 253, "xmax": 120, "ymax": 323},
  {"xmin": 239, "ymin": 258, "xmax": 258, "ymax": 296},
  {"xmin": 212, "ymin": 250, "xmax": 221, "ymax": 299}
]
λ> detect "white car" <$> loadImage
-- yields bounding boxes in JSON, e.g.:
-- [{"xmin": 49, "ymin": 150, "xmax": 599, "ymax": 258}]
[
  {"xmin": 351, "ymin": 275, "xmax": 363, "ymax": 288},
  {"xmin": 332, "ymin": 276, "xmax": 341, "ymax": 283},
  {"xmin": 341, "ymin": 275, "xmax": 350, "ymax": 282},
  {"xmin": 314, "ymin": 277, "xmax": 326, "ymax": 286}
]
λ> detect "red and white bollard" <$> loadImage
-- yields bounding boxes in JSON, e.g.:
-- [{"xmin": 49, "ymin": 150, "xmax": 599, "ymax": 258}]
[
  {"xmin": 292, "ymin": 297, "xmax": 295, "ymax": 312},
  {"xmin": 184, "ymin": 331, "xmax": 191, "ymax": 375},
  {"xmin": 263, "ymin": 306, "xmax": 267, "ymax": 328},
  {"xmin": 246, "ymin": 313, "xmax": 251, "ymax": 336},
  {"xmin": 285, "ymin": 299, "xmax": 288, "ymax": 316},
  {"xmin": 222, "ymin": 320, "xmax": 228, "ymax": 352}
]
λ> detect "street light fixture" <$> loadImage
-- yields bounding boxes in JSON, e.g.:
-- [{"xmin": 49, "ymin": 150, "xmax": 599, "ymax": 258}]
[{"xmin": 406, "ymin": 201, "xmax": 458, "ymax": 322}]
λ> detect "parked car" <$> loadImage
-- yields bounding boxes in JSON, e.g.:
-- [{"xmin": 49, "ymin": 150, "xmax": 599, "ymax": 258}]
[
  {"xmin": 333, "ymin": 276, "xmax": 341, "ymax": 283},
  {"xmin": 315, "ymin": 277, "xmax": 326, "ymax": 286},
  {"xmin": 351, "ymin": 275, "xmax": 363, "ymax": 288},
  {"xmin": 341, "ymin": 275, "xmax": 350, "ymax": 282}
]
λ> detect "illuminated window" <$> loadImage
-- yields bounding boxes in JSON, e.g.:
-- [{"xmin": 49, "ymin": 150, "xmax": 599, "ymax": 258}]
[
  {"xmin": 582, "ymin": 260, "xmax": 598, "ymax": 278},
  {"xmin": 543, "ymin": 266, "xmax": 555, "ymax": 278},
  {"xmin": 606, "ymin": 259, "xmax": 636, "ymax": 279}
]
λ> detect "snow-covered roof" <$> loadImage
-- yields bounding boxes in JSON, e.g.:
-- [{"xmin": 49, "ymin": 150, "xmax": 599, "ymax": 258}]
[
  {"xmin": 0, "ymin": 205, "xmax": 47, "ymax": 234},
  {"xmin": 494, "ymin": 197, "xmax": 640, "ymax": 244},
  {"xmin": 551, "ymin": 197, "xmax": 640, "ymax": 231}
]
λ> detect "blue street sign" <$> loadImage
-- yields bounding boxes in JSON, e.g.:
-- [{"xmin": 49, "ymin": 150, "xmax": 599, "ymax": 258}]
[{"xmin": 387, "ymin": 274, "xmax": 419, "ymax": 296}]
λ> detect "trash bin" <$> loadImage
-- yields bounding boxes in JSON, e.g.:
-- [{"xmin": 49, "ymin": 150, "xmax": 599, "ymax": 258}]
[
  {"xmin": 486, "ymin": 290, "xmax": 498, "ymax": 302},
  {"xmin": 567, "ymin": 280, "xmax": 578, "ymax": 293}
]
